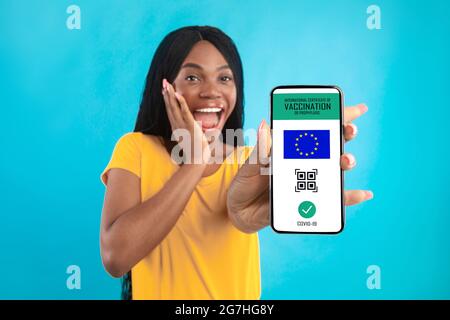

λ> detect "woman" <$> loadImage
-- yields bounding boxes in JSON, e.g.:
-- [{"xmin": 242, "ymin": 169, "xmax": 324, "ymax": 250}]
[{"xmin": 99, "ymin": 25, "xmax": 373, "ymax": 300}]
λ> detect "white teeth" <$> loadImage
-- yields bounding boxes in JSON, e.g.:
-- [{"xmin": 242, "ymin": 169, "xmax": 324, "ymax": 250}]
[{"xmin": 195, "ymin": 107, "xmax": 222, "ymax": 113}]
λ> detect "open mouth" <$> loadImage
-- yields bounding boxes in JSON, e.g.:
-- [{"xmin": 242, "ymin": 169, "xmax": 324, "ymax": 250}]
[{"xmin": 192, "ymin": 107, "xmax": 224, "ymax": 131}]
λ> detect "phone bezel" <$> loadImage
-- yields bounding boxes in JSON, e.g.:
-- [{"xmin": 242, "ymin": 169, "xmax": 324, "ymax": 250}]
[{"xmin": 269, "ymin": 85, "xmax": 345, "ymax": 234}]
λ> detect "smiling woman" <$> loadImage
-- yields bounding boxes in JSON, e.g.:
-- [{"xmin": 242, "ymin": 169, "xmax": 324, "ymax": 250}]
[
  {"xmin": 99, "ymin": 26, "xmax": 264, "ymax": 300},
  {"xmin": 174, "ymin": 56, "xmax": 236, "ymax": 131},
  {"xmin": 99, "ymin": 25, "xmax": 371, "ymax": 301},
  {"xmin": 134, "ymin": 27, "xmax": 244, "ymax": 145}
]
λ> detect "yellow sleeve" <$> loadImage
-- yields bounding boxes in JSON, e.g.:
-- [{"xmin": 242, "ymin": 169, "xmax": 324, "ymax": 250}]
[{"xmin": 100, "ymin": 132, "xmax": 141, "ymax": 186}]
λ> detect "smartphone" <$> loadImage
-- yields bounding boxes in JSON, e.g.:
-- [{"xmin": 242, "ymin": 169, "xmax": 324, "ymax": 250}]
[{"xmin": 270, "ymin": 85, "xmax": 344, "ymax": 234}]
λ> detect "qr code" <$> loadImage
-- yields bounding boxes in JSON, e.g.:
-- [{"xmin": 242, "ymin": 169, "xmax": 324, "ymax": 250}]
[{"xmin": 295, "ymin": 169, "xmax": 318, "ymax": 192}]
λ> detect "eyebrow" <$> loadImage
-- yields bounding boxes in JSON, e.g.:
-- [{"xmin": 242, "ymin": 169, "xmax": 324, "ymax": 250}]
[{"xmin": 181, "ymin": 63, "xmax": 231, "ymax": 71}]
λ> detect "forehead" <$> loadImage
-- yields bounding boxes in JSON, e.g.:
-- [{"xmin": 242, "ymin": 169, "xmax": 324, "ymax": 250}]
[{"xmin": 182, "ymin": 40, "xmax": 228, "ymax": 68}]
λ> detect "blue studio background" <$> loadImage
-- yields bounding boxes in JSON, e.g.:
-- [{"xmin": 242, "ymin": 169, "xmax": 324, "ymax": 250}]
[{"xmin": 1, "ymin": 0, "xmax": 449, "ymax": 299}]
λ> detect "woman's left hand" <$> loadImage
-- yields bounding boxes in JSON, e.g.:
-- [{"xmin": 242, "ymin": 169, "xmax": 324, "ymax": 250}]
[
  {"xmin": 226, "ymin": 103, "xmax": 373, "ymax": 234},
  {"xmin": 341, "ymin": 104, "xmax": 374, "ymax": 205}
]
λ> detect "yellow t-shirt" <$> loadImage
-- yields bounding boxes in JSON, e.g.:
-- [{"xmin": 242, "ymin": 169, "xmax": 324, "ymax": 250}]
[{"xmin": 100, "ymin": 132, "xmax": 261, "ymax": 300}]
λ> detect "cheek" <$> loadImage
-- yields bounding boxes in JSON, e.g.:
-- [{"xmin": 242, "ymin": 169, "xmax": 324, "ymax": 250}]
[
  {"xmin": 182, "ymin": 95, "xmax": 196, "ymax": 110},
  {"xmin": 187, "ymin": 97, "xmax": 201, "ymax": 113},
  {"xmin": 174, "ymin": 87, "xmax": 196, "ymax": 109},
  {"xmin": 173, "ymin": 81, "xmax": 191, "ymax": 97},
  {"xmin": 227, "ymin": 91, "xmax": 237, "ymax": 115}
]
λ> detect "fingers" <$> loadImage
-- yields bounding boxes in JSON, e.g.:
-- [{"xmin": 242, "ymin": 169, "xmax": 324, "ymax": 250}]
[
  {"xmin": 162, "ymin": 79, "xmax": 183, "ymax": 127},
  {"xmin": 341, "ymin": 104, "xmax": 371, "ymax": 207},
  {"xmin": 344, "ymin": 123, "xmax": 358, "ymax": 142},
  {"xmin": 340, "ymin": 153, "xmax": 356, "ymax": 170},
  {"xmin": 344, "ymin": 190, "xmax": 373, "ymax": 206},
  {"xmin": 174, "ymin": 91, "xmax": 195, "ymax": 124},
  {"xmin": 344, "ymin": 103, "xmax": 368, "ymax": 123},
  {"xmin": 162, "ymin": 85, "xmax": 176, "ymax": 130}
]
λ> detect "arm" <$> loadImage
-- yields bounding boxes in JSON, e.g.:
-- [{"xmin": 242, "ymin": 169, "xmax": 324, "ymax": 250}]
[
  {"xmin": 100, "ymin": 79, "xmax": 213, "ymax": 278},
  {"xmin": 100, "ymin": 164, "xmax": 206, "ymax": 278}
]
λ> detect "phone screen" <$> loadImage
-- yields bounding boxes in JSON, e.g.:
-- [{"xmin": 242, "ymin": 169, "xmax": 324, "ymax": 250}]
[{"xmin": 270, "ymin": 86, "xmax": 344, "ymax": 234}]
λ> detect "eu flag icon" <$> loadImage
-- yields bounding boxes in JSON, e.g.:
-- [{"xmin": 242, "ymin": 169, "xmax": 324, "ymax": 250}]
[{"xmin": 284, "ymin": 130, "xmax": 330, "ymax": 159}]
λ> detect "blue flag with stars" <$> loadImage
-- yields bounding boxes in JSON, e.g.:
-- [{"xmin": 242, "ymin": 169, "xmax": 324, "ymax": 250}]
[{"xmin": 283, "ymin": 130, "xmax": 330, "ymax": 159}]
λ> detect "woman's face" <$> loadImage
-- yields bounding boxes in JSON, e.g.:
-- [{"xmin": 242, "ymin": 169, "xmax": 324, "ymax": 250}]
[{"xmin": 172, "ymin": 40, "xmax": 237, "ymax": 133}]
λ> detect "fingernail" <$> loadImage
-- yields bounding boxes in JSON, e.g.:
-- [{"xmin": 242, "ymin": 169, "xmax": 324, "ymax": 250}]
[
  {"xmin": 162, "ymin": 78, "xmax": 168, "ymax": 89},
  {"xmin": 345, "ymin": 154, "xmax": 356, "ymax": 166},
  {"xmin": 365, "ymin": 190, "xmax": 374, "ymax": 200},
  {"xmin": 350, "ymin": 124, "xmax": 357, "ymax": 136},
  {"xmin": 359, "ymin": 104, "xmax": 368, "ymax": 114},
  {"xmin": 258, "ymin": 120, "xmax": 265, "ymax": 135}
]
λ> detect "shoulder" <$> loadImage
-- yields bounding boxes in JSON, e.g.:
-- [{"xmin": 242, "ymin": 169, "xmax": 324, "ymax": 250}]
[
  {"xmin": 115, "ymin": 132, "xmax": 165, "ymax": 152},
  {"xmin": 101, "ymin": 133, "xmax": 167, "ymax": 185},
  {"xmin": 107, "ymin": 132, "xmax": 167, "ymax": 168},
  {"xmin": 114, "ymin": 131, "xmax": 141, "ymax": 148}
]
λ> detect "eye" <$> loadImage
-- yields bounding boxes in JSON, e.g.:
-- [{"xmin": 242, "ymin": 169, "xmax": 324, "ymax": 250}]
[
  {"xmin": 220, "ymin": 75, "xmax": 233, "ymax": 82},
  {"xmin": 185, "ymin": 75, "xmax": 200, "ymax": 81}
]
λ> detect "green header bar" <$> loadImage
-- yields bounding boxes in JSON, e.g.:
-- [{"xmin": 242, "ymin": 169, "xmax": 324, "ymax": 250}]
[{"xmin": 273, "ymin": 93, "xmax": 340, "ymax": 120}]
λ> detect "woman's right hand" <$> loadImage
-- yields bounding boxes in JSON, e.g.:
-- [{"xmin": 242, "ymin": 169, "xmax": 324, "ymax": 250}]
[{"xmin": 162, "ymin": 78, "xmax": 211, "ymax": 165}]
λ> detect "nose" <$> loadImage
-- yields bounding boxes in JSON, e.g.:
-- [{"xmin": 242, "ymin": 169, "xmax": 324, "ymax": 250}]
[{"xmin": 199, "ymin": 81, "xmax": 222, "ymax": 99}]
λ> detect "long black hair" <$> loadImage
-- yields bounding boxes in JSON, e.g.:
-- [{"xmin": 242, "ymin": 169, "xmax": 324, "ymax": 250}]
[
  {"xmin": 123, "ymin": 26, "xmax": 245, "ymax": 300},
  {"xmin": 134, "ymin": 25, "xmax": 245, "ymax": 142}
]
